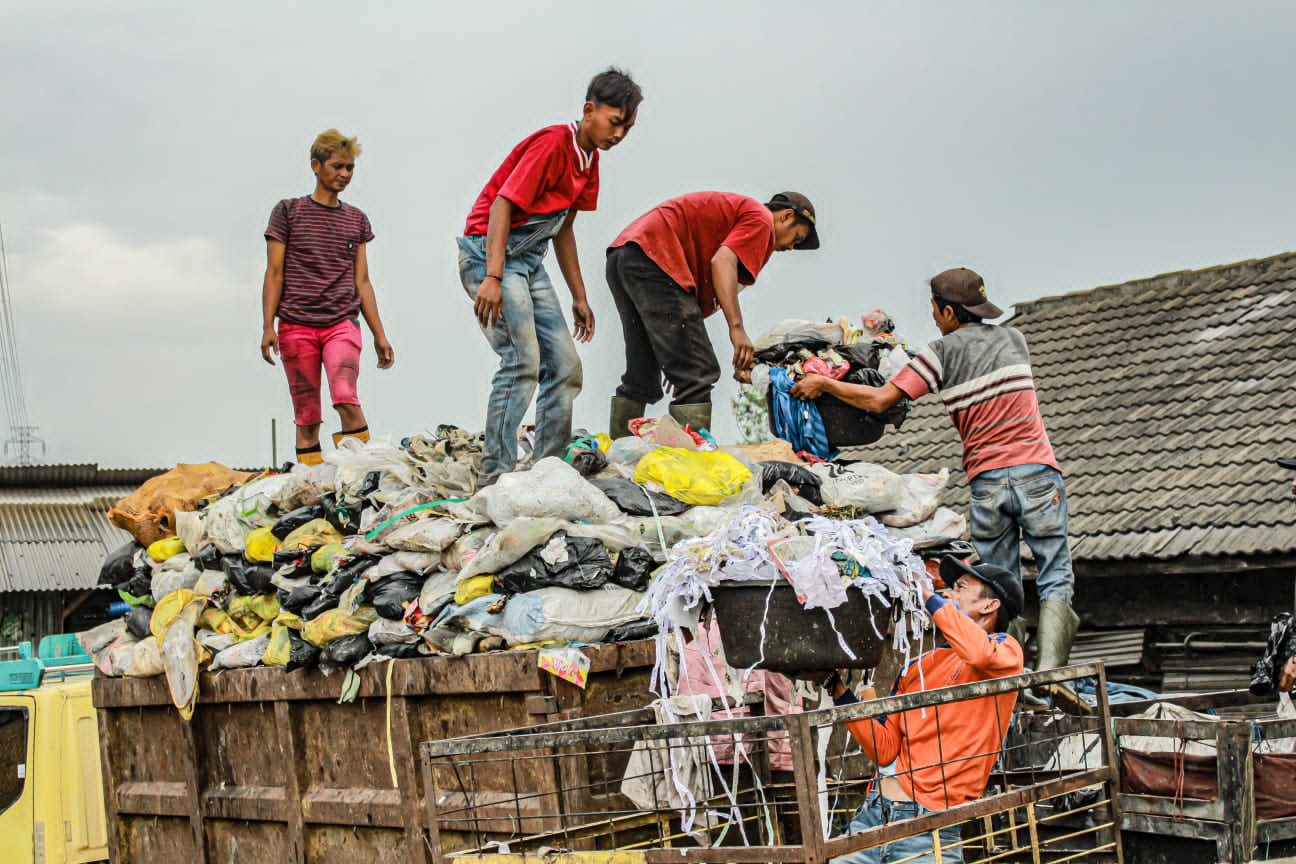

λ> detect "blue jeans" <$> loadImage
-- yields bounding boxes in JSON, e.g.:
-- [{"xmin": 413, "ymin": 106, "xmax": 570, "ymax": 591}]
[
  {"xmin": 457, "ymin": 212, "xmax": 582, "ymax": 482},
  {"xmin": 832, "ymin": 788, "xmax": 964, "ymax": 864},
  {"xmin": 969, "ymin": 464, "xmax": 1074, "ymax": 604}
]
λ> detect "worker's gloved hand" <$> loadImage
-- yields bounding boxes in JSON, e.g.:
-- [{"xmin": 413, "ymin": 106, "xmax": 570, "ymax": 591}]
[{"xmin": 730, "ymin": 323, "xmax": 754, "ymax": 373}]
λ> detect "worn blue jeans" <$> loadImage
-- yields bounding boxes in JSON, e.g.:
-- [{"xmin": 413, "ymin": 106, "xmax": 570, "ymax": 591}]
[
  {"xmin": 832, "ymin": 788, "xmax": 964, "ymax": 864},
  {"xmin": 969, "ymin": 464, "xmax": 1075, "ymax": 604},
  {"xmin": 457, "ymin": 212, "xmax": 582, "ymax": 482}
]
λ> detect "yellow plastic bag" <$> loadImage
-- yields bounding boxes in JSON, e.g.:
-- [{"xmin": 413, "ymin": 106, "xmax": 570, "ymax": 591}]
[
  {"xmin": 302, "ymin": 606, "xmax": 378, "ymax": 647},
  {"xmin": 147, "ymin": 536, "xmax": 187, "ymax": 561},
  {"xmin": 282, "ymin": 518, "xmax": 343, "ymax": 550},
  {"xmin": 151, "ymin": 589, "xmax": 207, "ymax": 639},
  {"xmin": 454, "ymin": 574, "xmax": 495, "ymax": 606},
  {"xmin": 244, "ymin": 526, "xmax": 280, "ymax": 562},
  {"xmin": 227, "ymin": 594, "xmax": 281, "ymax": 634},
  {"xmin": 632, "ymin": 447, "xmax": 753, "ymax": 506},
  {"xmin": 262, "ymin": 625, "xmax": 292, "ymax": 667},
  {"xmin": 312, "ymin": 543, "xmax": 345, "ymax": 573}
]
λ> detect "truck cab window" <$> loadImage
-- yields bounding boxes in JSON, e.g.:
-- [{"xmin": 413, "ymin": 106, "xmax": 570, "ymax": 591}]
[{"xmin": 0, "ymin": 707, "xmax": 28, "ymax": 815}]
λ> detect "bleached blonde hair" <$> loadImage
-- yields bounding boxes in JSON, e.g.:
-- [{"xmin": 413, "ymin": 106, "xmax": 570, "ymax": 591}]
[{"xmin": 310, "ymin": 129, "xmax": 362, "ymax": 164}]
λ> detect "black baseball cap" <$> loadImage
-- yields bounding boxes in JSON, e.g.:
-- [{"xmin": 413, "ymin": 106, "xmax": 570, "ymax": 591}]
[
  {"xmin": 930, "ymin": 267, "xmax": 1002, "ymax": 319},
  {"xmin": 939, "ymin": 556, "xmax": 1023, "ymax": 631},
  {"xmin": 767, "ymin": 192, "xmax": 819, "ymax": 250}
]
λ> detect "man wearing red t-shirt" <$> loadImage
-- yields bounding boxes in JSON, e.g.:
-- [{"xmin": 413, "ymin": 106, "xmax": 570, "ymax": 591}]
[
  {"xmin": 262, "ymin": 129, "xmax": 394, "ymax": 466},
  {"xmin": 792, "ymin": 269, "xmax": 1080, "ymax": 674},
  {"xmin": 604, "ymin": 191, "xmax": 820, "ymax": 438},
  {"xmin": 458, "ymin": 68, "xmax": 642, "ymax": 484}
]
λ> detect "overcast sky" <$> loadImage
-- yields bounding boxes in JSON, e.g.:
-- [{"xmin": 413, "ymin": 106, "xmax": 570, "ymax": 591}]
[{"xmin": 2, "ymin": 1, "xmax": 1294, "ymax": 468}]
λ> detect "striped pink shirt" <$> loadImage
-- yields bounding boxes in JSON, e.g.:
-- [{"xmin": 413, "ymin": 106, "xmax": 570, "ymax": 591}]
[
  {"xmin": 266, "ymin": 196, "xmax": 374, "ymax": 327},
  {"xmin": 890, "ymin": 323, "xmax": 1059, "ymax": 480}
]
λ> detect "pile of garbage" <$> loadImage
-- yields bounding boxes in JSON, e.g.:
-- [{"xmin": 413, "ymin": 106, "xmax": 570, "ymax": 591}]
[
  {"xmin": 78, "ymin": 419, "xmax": 966, "ymax": 718},
  {"xmin": 751, "ymin": 310, "xmax": 915, "ymax": 457}
]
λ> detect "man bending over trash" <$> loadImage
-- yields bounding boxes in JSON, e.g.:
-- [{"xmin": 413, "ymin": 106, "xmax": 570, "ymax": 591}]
[
  {"xmin": 823, "ymin": 557, "xmax": 1023, "ymax": 864},
  {"xmin": 262, "ymin": 129, "xmax": 394, "ymax": 465},
  {"xmin": 605, "ymin": 191, "xmax": 820, "ymax": 439},
  {"xmin": 794, "ymin": 269, "xmax": 1080, "ymax": 676}
]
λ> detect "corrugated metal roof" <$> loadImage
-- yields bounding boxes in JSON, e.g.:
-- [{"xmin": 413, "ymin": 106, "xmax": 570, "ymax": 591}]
[
  {"xmin": 0, "ymin": 471, "xmax": 157, "ymax": 592},
  {"xmin": 861, "ymin": 251, "xmax": 1296, "ymax": 564},
  {"xmin": 1067, "ymin": 629, "xmax": 1146, "ymax": 669}
]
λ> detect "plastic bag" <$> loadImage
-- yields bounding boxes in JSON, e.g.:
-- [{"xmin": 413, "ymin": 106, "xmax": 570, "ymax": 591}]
[
  {"xmin": 210, "ymin": 632, "xmax": 272, "ymax": 671},
  {"xmin": 610, "ymin": 546, "xmax": 655, "ymax": 591},
  {"xmin": 369, "ymin": 617, "xmax": 420, "ymax": 646},
  {"xmin": 205, "ymin": 494, "xmax": 252, "ymax": 554},
  {"xmin": 630, "ymin": 415, "xmax": 697, "ymax": 450},
  {"xmin": 812, "ymin": 462, "xmax": 905, "ymax": 511},
  {"xmin": 91, "ymin": 631, "xmax": 141, "ymax": 677},
  {"xmin": 221, "ymin": 555, "xmax": 276, "ymax": 595},
  {"xmin": 231, "ymin": 475, "xmax": 293, "ymax": 528},
  {"xmin": 460, "ymin": 518, "xmax": 565, "ymax": 581},
  {"xmin": 442, "ymin": 528, "xmax": 492, "ymax": 573},
  {"xmin": 889, "ymin": 507, "xmax": 968, "ymax": 549},
  {"xmin": 607, "ymin": 619, "xmax": 658, "ymax": 642},
  {"xmin": 393, "ymin": 550, "xmax": 440, "ymax": 574},
  {"xmin": 756, "ymin": 461, "xmax": 823, "ymax": 506},
  {"xmin": 477, "ymin": 458, "xmax": 622, "ymax": 526},
  {"xmin": 174, "ymin": 510, "xmax": 206, "ymax": 561},
  {"xmin": 77, "ymin": 619, "xmax": 128, "ymax": 657},
  {"xmin": 566, "ymin": 437, "xmax": 608, "ymax": 477},
  {"xmin": 417, "ymin": 571, "xmax": 460, "ymax": 621},
  {"xmin": 455, "ymin": 574, "xmax": 495, "ymax": 605},
  {"xmin": 127, "ymin": 636, "xmax": 165, "ymax": 678},
  {"xmin": 271, "ymin": 505, "xmax": 327, "ymax": 540},
  {"xmin": 320, "ymin": 632, "xmax": 373, "ymax": 669},
  {"xmin": 281, "ymin": 518, "xmax": 344, "ymax": 550},
  {"xmin": 384, "ymin": 517, "xmax": 462, "ymax": 553},
  {"xmin": 878, "ymin": 345, "xmax": 912, "ymax": 379},
  {"xmin": 147, "ymin": 536, "xmax": 186, "ymax": 562},
  {"xmin": 753, "ymin": 319, "xmax": 843, "ymax": 361},
  {"xmin": 435, "ymin": 585, "xmax": 646, "ymax": 647},
  {"xmin": 99, "ymin": 540, "xmax": 145, "ymax": 586},
  {"xmin": 109, "ymin": 462, "xmax": 254, "ymax": 547},
  {"xmin": 589, "ymin": 478, "xmax": 689, "ymax": 517},
  {"xmin": 152, "ymin": 562, "xmax": 200, "ymax": 603},
  {"xmin": 633, "ymin": 447, "xmax": 753, "ymax": 506},
  {"xmin": 302, "ymin": 605, "xmax": 379, "ymax": 647},
  {"xmin": 606, "ymin": 436, "xmax": 656, "ymax": 469},
  {"xmin": 366, "ymin": 571, "xmax": 424, "ymax": 620},
  {"xmin": 159, "ymin": 593, "xmax": 208, "ymax": 720},
  {"xmin": 262, "ymin": 626, "xmax": 320, "ymax": 670},
  {"xmin": 494, "ymin": 533, "xmax": 613, "ymax": 594},
  {"xmin": 124, "ymin": 605, "xmax": 154, "ymax": 639},
  {"xmin": 881, "ymin": 469, "xmax": 950, "ymax": 528},
  {"xmin": 311, "ymin": 542, "xmax": 346, "ymax": 573},
  {"xmin": 193, "ymin": 543, "xmax": 223, "ymax": 572},
  {"xmin": 270, "ymin": 462, "xmax": 336, "ymax": 511},
  {"xmin": 280, "ymin": 584, "xmax": 323, "ymax": 615},
  {"xmin": 244, "ymin": 526, "xmax": 281, "ymax": 563}
]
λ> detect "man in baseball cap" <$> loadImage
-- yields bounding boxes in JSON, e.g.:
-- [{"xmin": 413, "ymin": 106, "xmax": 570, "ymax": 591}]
[
  {"xmin": 605, "ymin": 190, "xmax": 819, "ymax": 439},
  {"xmin": 793, "ymin": 266, "xmax": 1080, "ymax": 676}
]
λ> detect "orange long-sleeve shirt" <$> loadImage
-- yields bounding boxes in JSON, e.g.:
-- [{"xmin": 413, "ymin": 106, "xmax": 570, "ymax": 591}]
[{"xmin": 844, "ymin": 596, "xmax": 1023, "ymax": 810}]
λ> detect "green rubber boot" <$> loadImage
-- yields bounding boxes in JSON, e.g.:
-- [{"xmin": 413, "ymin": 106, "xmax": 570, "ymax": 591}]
[
  {"xmin": 668, "ymin": 402, "xmax": 713, "ymax": 436},
  {"xmin": 1035, "ymin": 599, "xmax": 1080, "ymax": 671},
  {"xmin": 609, "ymin": 396, "xmax": 646, "ymax": 440}
]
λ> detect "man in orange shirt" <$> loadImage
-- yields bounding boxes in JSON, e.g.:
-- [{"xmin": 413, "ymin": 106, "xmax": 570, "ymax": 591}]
[{"xmin": 826, "ymin": 558, "xmax": 1024, "ymax": 864}]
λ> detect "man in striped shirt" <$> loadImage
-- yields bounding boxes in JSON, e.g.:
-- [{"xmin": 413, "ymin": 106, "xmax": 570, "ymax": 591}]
[
  {"xmin": 262, "ymin": 129, "xmax": 394, "ymax": 465},
  {"xmin": 792, "ymin": 268, "xmax": 1079, "ymax": 673}
]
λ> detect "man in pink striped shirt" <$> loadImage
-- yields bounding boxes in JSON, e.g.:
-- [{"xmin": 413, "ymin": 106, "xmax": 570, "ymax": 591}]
[{"xmin": 792, "ymin": 268, "xmax": 1078, "ymax": 673}]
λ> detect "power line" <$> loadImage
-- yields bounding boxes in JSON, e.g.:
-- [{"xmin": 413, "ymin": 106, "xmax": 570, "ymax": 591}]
[{"xmin": 0, "ymin": 223, "xmax": 45, "ymax": 465}]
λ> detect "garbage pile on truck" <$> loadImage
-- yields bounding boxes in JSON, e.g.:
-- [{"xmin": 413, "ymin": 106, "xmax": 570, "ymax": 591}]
[{"xmin": 79, "ymin": 315, "xmax": 966, "ymax": 719}]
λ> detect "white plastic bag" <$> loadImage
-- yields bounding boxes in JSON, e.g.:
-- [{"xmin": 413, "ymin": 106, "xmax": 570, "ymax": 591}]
[
  {"xmin": 606, "ymin": 436, "xmax": 656, "ymax": 469},
  {"xmin": 127, "ymin": 636, "xmax": 166, "ymax": 678},
  {"xmin": 812, "ymin": 462, "xmax": 905, "ymax": 511},
  {"xmin": 174, "ymin": 510, "xmax": 206, "ymax": 559},
  {"xmin": 418, "ymin": 571, "xmax": 460, "ymax": 619},
  {"xmin": 210, "ymin": 632, "xmax": 272, "ymax": 671},
  {"xmin": 270, "ymin": 462, "xmax": 337, "ymax": 510},
  {"xmin": 384, "ymin": 517, "xmax": 462, "ymax": 553},
  {"xmin": 393, "ymin": 550, "xmax": 441, "ymax": 574},
  {"xmin": 881, "ymin": 469, "xmax": 950, "ymax": 528},
  {"xmin": 436, "ymin": 585, "xmax": 646, "ymax": 646},
  {"xmin": 754, "ymin": 319, "xmax": 844, "ymax": 352},
  {"xmin": 889, "ymin": 507, "xmax": 968, "ymax": 549},
  {"xmin": 878, "ymin": 345, "xmax": 911, "ymax": 379},
  {"xmin": 459, "ymin": 517, "xmax": 566, "ymax": 581},
  {"xmin": 152, "ymin": 561, "xmax": 200, "ymax": 602},
  {"xmin": 476, "ymin": 458, "xmax": 621, "ymax": 526},
  {"xmin": 369, "ymin": 617, "xmax": 420, "ymax": 646},
  {"xmin": 205, "ymin": 494, "xmax": 250, "ymax": 554},
  {"xmin": 77, "ymin": 619, "xmax": 127, "ymax": 657}
]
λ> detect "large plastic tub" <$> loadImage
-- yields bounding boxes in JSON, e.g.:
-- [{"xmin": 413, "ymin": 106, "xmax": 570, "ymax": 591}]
[
  {"xmin": 766, "ymin": 390, "xmax": 887, "ymax": 448},
  {"xmin": 711, "ymin": 580, "xmax": 891, "ymax": 671}
]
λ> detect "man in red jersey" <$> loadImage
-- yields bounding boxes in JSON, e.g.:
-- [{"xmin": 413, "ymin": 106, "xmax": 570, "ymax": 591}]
[
  {"xmin": 604, "ymin": 191, "xmax": 819, "ymax": 438},
  {"xmin": 459, "ymin": 68, "xmax": 642, "ymax": 485},
  {"xmin": 262, "ymin": 129, "xmax": 394, "ymax": 466}
]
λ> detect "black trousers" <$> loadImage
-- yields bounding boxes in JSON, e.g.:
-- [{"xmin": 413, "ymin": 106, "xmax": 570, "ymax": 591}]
[{"xmin": 605, "ymin": 243, "xmax": 721, "ymax": 405}]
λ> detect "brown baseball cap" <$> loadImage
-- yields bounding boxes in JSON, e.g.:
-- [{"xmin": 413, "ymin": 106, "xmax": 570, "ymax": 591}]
[
  {"xmin": 767, "ymin": 192, "xmax": 819, "ymax": 250},
  {"xmin": 930, "ymin": 267, "xmax": 1002, "ymax": 319}
]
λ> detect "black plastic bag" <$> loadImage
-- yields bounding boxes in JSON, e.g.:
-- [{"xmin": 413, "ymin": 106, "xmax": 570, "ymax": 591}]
[
  {"xmin": 607, "ymin": 619, "xmax": 658, "ymax": 642},
  {"xmin": 322, "ymin": 492, "xmax": 362, "ymax": 536},
  {"xmin": 270, "ymin": 504, "xmax": 326, "ymax": 540},
  {"xmin": 567, "ymin": 441, "xmax": 608, "ymax": 477},
  {"xmin": 611, "ymin": 546, "xmax": 655, "ymax": 591},
  {"xmin": 495, "ymin": 533, "xmax": 612, "ymax": 594},
  {"xmin": 322, "ymin": 554, "xmax": 380, "ymax": 597},
  {"xmin": 589, "ymin": 478, "xmax": 689, "ymax": 516},
  {"xmin": 272, "ymin": 547, "xmax": 315, "ymax": 579},
  {"xmin": 100, "ymin": 541, "xmax": 145, "ymax": 586},
  {"xmin": 300, "ymin": 591, "xmax": 340, "ymax": 620},
  {"xmin": 837, "ymin": 340, "xmax": 884, "ymax": 372},
  {"xmin": 280, "ymin": 584, "xmax": 324, "ymax": 615},
  {"xmin": 284, "ymin": 629, "xmax": 321, "ymax": 671},
  {"xmin": 123, "ymin": 605, "xmax": 153, "ymax": 640},
  {"xmin": 321, "ymin": 633, "xmax": 373, "ymax": 669},
  {"xmin": 756, "ymin": 461, "xmax": 824, "ymax": 506},
  {"xmin": 193, "ymin": 544, "xmax": 224, "ymax": 572},
  {"xmin": 841, "ymin": 367, "xmax": 909, "ymax": 429},
  {"xmin": 366, "ymin": 571, "xmax": 424, "ymax": 620},
  {"xmin": 1251, "ymin": 612, "xmax": 1295, "ymax": 697},
  {"xmin": 376, "ymin": 641, "xmax": 424, "ymax": 659},
  {"xmin": 221, "ymin": 555, "xmax": 276, "ymax": 595}
]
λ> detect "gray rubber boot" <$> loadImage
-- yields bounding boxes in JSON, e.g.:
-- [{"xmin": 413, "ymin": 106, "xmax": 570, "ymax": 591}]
[
  {"xmin": 1035, "ymin": 599, "xmax": 1080, "ymax": 671},
  {"xmin": 668, "ymin": 402, "xmax": 713, "ymax": 435},
  {"xmin": 609, "ymin": 396, "xmax": 646, "ymax": 440}
]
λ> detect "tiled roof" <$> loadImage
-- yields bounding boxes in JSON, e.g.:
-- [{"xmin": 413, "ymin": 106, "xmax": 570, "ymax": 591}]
[
  {"xmin": 0, "ymin": 465, "xmax": 164, "ymax": 592},
  {"xmin": 857, "ymin": 252, "xmax": 1296, "ymax": 564}
]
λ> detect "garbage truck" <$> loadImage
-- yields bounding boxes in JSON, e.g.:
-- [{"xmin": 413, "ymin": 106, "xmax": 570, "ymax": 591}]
[{"xmin": 0, "ymin": 636, "xmax": 108, "ymax": 864}]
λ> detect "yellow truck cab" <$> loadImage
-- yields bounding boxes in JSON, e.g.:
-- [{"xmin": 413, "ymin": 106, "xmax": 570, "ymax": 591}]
[{"xmin": 0, "ymin": 636, "xmax": 107, "ymax": 864}]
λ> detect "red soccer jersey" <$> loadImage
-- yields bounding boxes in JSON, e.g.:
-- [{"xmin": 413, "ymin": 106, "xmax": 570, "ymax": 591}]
[
  {"xmin": 463, "ymin": 122, "xmax": 599, "ymax": 236},
  {"xmin": 609, "ymin": 192, "xmax": 775, "ymax": 318}
]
